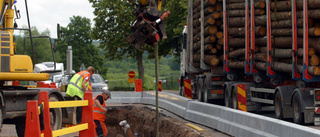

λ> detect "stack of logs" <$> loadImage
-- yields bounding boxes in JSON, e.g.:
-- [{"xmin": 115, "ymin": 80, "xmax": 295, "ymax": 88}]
[
  {"xmin": 193, "ymin": 0, "xmax": 320, "ymax": 75},
  {"xmin": 227, "ymin": 0, "xmax": 267, "ymax": 70},
  {"xmin": 265, "ymin": 0, "xmax": 320, "ymax": 75},
  {"xmin": 192, "ymin": 0, "xmax": 223, "ymax": 68}
]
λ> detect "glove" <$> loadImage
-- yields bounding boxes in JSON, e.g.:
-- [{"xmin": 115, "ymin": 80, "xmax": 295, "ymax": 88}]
[{"xmin": 119, "ymin": 120, "xmax": 130, "ymax": 133}]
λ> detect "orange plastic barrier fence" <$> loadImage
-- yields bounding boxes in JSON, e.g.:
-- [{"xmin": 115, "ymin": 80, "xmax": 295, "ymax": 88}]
[
  {"xmin": 135, "ymin": 79, "xmax": 143, "ymax": 92},
  {"xmin": 25, "ymin": 91, "xmax": 95, "ymax": 137},
  {"xmin": 158, "ymin": 81, "xmax": 162, "ymax": 92}
]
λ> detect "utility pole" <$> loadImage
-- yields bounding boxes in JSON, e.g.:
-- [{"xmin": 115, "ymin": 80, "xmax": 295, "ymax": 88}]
[{"xmin": 155, "ymin": 42, "xmax": 159, "ymax": 137}]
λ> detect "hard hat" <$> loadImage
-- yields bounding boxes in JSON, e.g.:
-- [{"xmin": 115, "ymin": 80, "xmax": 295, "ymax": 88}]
[{"xmin": 102, "ymin": 89, "xmax": 111, "ymax": 99}]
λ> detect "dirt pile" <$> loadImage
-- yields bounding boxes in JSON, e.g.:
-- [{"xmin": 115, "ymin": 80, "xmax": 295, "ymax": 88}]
[{"xmin": 105, "ymin": 105, "xmax": 203, "ymax": 137}]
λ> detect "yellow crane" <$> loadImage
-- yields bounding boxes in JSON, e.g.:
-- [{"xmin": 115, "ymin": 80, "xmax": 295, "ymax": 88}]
[
  {"xmin": 0, "ymin": 0, "xmax": 48, "ymax": 81},
  {"xmin": 0, "ymin": 0, "xmax": 65, "ymax": 136}
]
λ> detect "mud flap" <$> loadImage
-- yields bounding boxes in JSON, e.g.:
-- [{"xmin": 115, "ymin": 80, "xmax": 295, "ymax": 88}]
[
  {"xmin": 304, "ymin": 108, "xmax": 314, "ymax": 124},
  {"xmin": 314, "ymin": 115, "xmax": 320, "ymax": 126},
  {"xmin": 314, "ymin": 107, "xmax": 320, "ymax": 125},
  {"xmin": 183, "ymin": 79, "xmax": 192, "ymax": 99},
  {"xmin": 237, "ymin": 84, "xmax": 247, "ymax": 112}
]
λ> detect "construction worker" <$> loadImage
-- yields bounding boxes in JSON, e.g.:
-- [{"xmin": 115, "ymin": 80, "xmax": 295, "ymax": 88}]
[
  {"xmin": 66, "ymin": 66, "xmax": 95, "ymax": 124},
  {"xmin": 119, "ymin": 120, "xmax": 134, "ymax": 137},
  {"xmin": 93, "ymin": 89, "xmax": 111, "ymax": 137}
]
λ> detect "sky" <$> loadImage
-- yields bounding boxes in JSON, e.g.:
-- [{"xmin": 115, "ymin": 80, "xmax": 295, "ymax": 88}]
[{"xmin": 14, "ymin": 0, "xmax": 95, "ymax": 38}]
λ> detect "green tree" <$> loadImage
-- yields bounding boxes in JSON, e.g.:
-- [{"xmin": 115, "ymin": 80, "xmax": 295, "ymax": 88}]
[
  {"xmin": 15, "ymin": 27, "xmax": 55, "ymax": 64},
  {"xmin": 88, "ymin": 0, "xmax": 188, "ymax": 85},
  {"xmin": 55, "ymin": 16, "xmax": 107, "ymax": 75}
]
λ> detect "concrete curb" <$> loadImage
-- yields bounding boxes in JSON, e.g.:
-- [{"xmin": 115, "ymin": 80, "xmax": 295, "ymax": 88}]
[
  {"xmin": 103, "ymin": 91, "xmax": 320, "ymax": 137},
  {"xmin": 141, "ymin": 91, "xmax": 191, "ymax": 118}
]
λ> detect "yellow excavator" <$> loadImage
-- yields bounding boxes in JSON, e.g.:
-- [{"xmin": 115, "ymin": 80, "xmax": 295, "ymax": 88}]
[{"xmin": 0, "ymin": 0, "xmax": 65, "ymax": 136}]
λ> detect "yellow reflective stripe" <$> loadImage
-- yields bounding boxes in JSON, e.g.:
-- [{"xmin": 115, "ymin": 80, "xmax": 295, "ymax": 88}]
[
  {"xmin": 238, "ymin": 102, "xmax": 247, "ymax": 111},
  {"xmin": 49, "ymin": 100, "xmax": 88, "ymax": 108},
  {"xmin": 52, "ymin": 123, "xmax": 88, "ymax": 137},
  {"xmin": 38, "ymin": 106, "xmax": 41, "ymax": 115},
  {"xmin": 69, "ymin": 82, "xmax": 84, "ymax": 92},
  {"xmin": 184, "ymin": 81, "xmax": 191, "ymax": 90},
  {"xmin": 237, "ymin": 86, "xmax": 246, "ymax": 98}
]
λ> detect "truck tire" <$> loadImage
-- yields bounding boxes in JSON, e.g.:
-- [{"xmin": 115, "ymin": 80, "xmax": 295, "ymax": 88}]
[
  {"xmin": 49, "ymin": 95, "xmax": 62, "ymax": 130},
  {"xmin": 274, "ymin": 91, "xmax": 283, "ymax": 119},
  {"xmin": 14, "ymin": 117, "xmax": 25, "ymax": 137},
  {"xmin": 0, "ymin": 109, "xmax": 2, "ymax": 133},
  {"xmin": 292, "ymin": 93, "xmax": 304, "ymax": 124},
  {"xmin": 197, "ymin": 80, "xmax": 203, "ymax": 102},
  {"xmin": 224, "ymin": 87, "xmax": 231, "ymax": 107},
  {"xmin": 204, "ymin": 83, "xmax": 209, "ymax": 103},
  {"xmin": 179, "ymin": 77, "xmax": 185, "ymax": 97},
  {"xmin": 179, "ymin": 84, "xmax": 185, "ymax": 97},
  {"xmin": 232, "ymin": 88, "xmax": 238, "ymax": 109}
]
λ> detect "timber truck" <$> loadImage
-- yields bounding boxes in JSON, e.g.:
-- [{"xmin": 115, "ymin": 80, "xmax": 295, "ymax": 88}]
[
  {"xmin": 0, "ymin": 0, "xmax": 65, "ymax": 136},
  {"xmin": 175, "ymin": 0, "xmax": 320, "ymax": 125}
]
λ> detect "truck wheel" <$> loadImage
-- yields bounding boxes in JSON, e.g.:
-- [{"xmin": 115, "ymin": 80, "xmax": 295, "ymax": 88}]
[
  {"xmin": 14, "ymin": 117, "xmax": 25, "ymax": 137},
  {"xmin": 224, "ymin": 87, "xmax": 231, "ymax": 107},
  {"xmin": 292, "ymin": 93, "xmax": 304, "ymax": 124},
  {"xmin": 274, "ymin": 91, "xmax": 283, "ymax": 119},
  {"xmin": 204, "ymin": 83, "xmax": 209, "ymax": 103},
  {"xmin": 197, "ymin": 80, "xmax": 203, "ymax": 102},
  {"xmin": 49, "ymin": 95, "xmax": 62, "ymax": 130},
  {"xmin": 0, "ymin": 109, "xmax": 2, "ymax": 133},
  {"xmin": 232, "ymin": 88, "xmax": 238, "ymax": 109},
  {"xmin": 179, "ymin": 85, "xmax": 185, "ymax": 97}
]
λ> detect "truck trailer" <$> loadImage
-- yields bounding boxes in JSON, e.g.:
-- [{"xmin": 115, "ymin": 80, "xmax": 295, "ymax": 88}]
[{"xmin": 176, "ymin": 0, "xmax": 320, "ymax": 125}]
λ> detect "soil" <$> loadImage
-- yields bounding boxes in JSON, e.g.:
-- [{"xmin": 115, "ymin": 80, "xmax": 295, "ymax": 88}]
[
  {"xmin": 1, "ymin": 104, "xmax": 230, "ymax": 137},
  {"xmin": 105, "ymin": 104, "xmax": 230, "ymax": 137}
]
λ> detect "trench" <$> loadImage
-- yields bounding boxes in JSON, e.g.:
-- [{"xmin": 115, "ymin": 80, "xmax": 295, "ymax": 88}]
[{"xmin": 105, "ymin": 105, "xmax": 202, "ymax": 137}]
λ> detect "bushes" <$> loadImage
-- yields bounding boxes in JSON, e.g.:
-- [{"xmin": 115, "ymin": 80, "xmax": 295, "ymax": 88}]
[{"xmin": 105, "ymin": 71, "xmax": 180, "ymax": 91}]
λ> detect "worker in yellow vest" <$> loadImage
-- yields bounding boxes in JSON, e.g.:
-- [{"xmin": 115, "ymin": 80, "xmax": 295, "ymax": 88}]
[
  {"xmin": 66, "ymin": 66, "xmax": 95, "ymax": 124},
  {"xmin": 93, "ymin": 89, "xmax": 111, "ymax": 137}
]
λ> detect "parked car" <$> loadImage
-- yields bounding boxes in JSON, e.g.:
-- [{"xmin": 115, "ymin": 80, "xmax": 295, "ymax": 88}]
[
  {"xmin": 89, "ymin": 74, "xmax": 109, "ymax": 92},
  {"xmin": 58, "ymin": 73, "xmax": 75, "ymax": 92}
]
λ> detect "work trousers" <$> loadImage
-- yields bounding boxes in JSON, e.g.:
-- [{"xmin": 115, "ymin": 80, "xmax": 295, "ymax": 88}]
[
  {"xmin": 75, "ymin": 96, "xmax": 82, "ymax": 124},
  {"xmin": 94, "ymin": 120, "xmax": 108, "ymax": 137}
]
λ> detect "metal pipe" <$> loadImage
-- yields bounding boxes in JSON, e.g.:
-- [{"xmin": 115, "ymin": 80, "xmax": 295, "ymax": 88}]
[{"xmin": 25, "ymin": 0, "xmax": 36, "ymax": 65}]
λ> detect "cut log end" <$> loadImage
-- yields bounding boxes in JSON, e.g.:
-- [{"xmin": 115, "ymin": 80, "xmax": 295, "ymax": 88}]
[
  {"xmin": 314, "ymin": 67, "xmax": 320, "ymax": 75},
  {"xmin": 258, "ymin": 9, "xmax": 265, "ymax": 15},
  {"xmin": 216, "ymin": 31, "xmax": 223, "ymax": 39},
  {"xmin": 204, "ymin": 55, "xmax": 219, "ymax": 66},
  {"xmin": 258, "ymin": 1, "xmax": 266, "ymax": 9},
  {"xmin": 314, "ymin": 27, "xmax": 320, "ymax": 36},
  {"xmin": 309, "ymin": 48, "xmax": 316, "ymax": 56},
  {"xmin": 211, "ymin": 48, "xmax": 217, "ymax": 54},
  {"xmin": 311, "ymin": 55, "xmax": 320, "ymax": 66},
  {"xmin": 213, "ymin": 12, "xmax": 221, "ymax": 19}
]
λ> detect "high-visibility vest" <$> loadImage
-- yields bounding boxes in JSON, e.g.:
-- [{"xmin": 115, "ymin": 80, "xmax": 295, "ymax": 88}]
[
  {"xmin": 93, "ymin": 94, "xmax": 106, "ymax": 121},
  {"xmin": 66, "ymin": 71, "xmax": 91, "ymax": 99}
]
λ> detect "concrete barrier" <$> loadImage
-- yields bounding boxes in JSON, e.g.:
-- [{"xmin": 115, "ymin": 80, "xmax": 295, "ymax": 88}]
[
  {"xmin": 185, "ymin": 100, "xmax": 320, "ymax": 137},
  {"xmin": 99, "ymin": 92, "xmax": 142, "ymax": 104},
  {"xmin": 141, "ymin": 91, "xmax": 192, "ymax": 117},
  {"xmin": 100, "ymin": 91, "xmax": 320, "ymax": 137}
]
